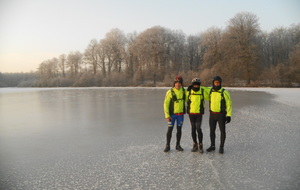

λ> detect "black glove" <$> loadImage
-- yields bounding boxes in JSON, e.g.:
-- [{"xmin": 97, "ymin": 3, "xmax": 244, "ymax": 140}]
[
  {"xmin": 225, "ymin": 116, "xmax": 231, "ymax": 124},
  {"xmin": 187, "ymin": 85, "xmax": 193, "ymax": 91}
]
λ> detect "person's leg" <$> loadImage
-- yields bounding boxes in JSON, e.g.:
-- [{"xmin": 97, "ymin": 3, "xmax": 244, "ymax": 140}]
[
  {"xmin": 189, "ymin": 114, "xmax": 198, "ymax": 152},
  {"xmin": 164, "ymin": 127, "xmax": 173, "ymax": 151},
  {"xmin": 195, "ymin": 115, "xmax": 203, "ymax": 144},
  {"xmin": 207, "ymin": 113, "xmax": 217, "ymax": 152},
  {"xmin": 218, "ymin": 114, "xmax": 226, "ymax": 153},
  {"xmin": 176, "ymin": 115, "xmax": 184, "ymax": 151},
  {"xmin": 164, "ymin": 115, "xmax": 176, "ymax": 152},
  {"xmin": 195, "ymin": 115, "xmax": 203, "ymax": 153},
  {"xmin": 189, "ymin": 114, "xmax": 197, "ymax": 144}
]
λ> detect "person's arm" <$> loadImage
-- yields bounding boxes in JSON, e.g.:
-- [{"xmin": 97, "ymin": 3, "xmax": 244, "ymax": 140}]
[
  {"xmin": 224, "ymin": 90, "xmax": 232, "ymax": 117},
  {"xmin": 164, "ymin": 90, "xmax": 172, "ymax": 120},
  {"xmin": 202, "ymin": 86, "xmax": 211, "ymax": 101},
  {"xmin": 185, "ymin": 89, "xmax": 189, "ymax": 103}
]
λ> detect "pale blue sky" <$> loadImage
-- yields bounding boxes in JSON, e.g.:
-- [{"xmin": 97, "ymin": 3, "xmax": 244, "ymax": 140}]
[{"xmin": 0, "ymin": 0, "xmax": 299, "ymax": 72}]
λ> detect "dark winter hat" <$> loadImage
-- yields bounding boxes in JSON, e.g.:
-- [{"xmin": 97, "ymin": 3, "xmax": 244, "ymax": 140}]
[{"xmin": 213, "ymin": 76, "xmax": 222, "ymax": 83}]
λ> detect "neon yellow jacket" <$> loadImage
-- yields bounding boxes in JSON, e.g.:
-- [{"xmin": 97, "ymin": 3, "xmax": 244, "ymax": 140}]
[
  {"xmin": 186, "ymin": 87, "xmax": 209, "ymax": 114},
  {"xmin": 164, "ymin": 87, "xmax": 186, "ymax": 118},
  {"xmin": 208, "ymin": 87, "xmax": 232, "ymax": 117}
]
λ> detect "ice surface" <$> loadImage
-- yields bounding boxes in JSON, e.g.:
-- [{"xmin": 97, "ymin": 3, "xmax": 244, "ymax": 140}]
[
  {"xmin": 227, "ymin": 87, "xmax": 300, "ymax": 107},
  {"xmin": 0, "ymin": 87, "xmax": 299, "ymax": 189}
]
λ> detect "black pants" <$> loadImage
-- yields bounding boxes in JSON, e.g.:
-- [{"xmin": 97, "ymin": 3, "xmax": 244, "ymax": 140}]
[
  {"xmin": 209, "ymin": 113, "xmax": 226, "ymax": 147},
  {"xmin": 166, "ymin": 126, "xmax": 182, "ymax": 146},
  {"xmin": 189, "ymin": 114, "xmax": 203, "ymax": 144}
]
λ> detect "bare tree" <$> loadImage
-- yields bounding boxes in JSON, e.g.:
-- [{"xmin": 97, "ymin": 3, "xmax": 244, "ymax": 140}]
[
  {"xmin": 67, "ymin": 51, "xmax": 82, "ymax": 77},
  {"xmin": 84, "ymin": 39, "xmax": 99, "ymax": 75},
  {"xmin": 125, "ymin": 32, "xmax": 138, "ymax": 81},
  {"xmin": 266, "ymin": 25, "xmax": 300, "ymax": 67},
  {"xmin": 186, "ymin": 35, "xmax": 201, "ymax": 71},
  {"xmin": 101, "ymin": 28, "xmax": 127, "ymax": 74},
  {"xmin": 201, "ymin": 27, "xmax": 223, "ymax": 70},
  {"xmin": 37, "ymin": 57, "xmax": 59, "ymax": 85},
  {"xmin": 167, "ymin": 29, "xmax": 186, "ymax": 73},
  {"xmin": 289, "ymin": 42, "xmax": 300, "ymax": 84},
  {"xmin": 97, "ymin": 40, "xmax": 107, "ymax": 77},
  {"xmin": 34, "ymin": 14, "xmax": 299, "ymax": 87},
  {"xmin": 58, "ymin": 54, "xmax": 66, "ymax": 78},
  {"xmin": 222, "ymin": 12, "xmax": 261, "ymax": 84},
  {"xmin": 130, "ymin": 26, "xmax": 168, "ymax": 85}
]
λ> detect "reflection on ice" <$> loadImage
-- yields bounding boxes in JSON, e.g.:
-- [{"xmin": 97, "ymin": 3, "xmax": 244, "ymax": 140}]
[{"xmin": 0, "ymin": 87, "xmax": 299, "ymax": 189}]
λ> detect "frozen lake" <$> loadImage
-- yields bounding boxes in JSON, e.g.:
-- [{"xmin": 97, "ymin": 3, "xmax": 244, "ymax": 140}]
[{"xmin": 0, "ymin": 87, "xmax": 299, "ymax": 190}]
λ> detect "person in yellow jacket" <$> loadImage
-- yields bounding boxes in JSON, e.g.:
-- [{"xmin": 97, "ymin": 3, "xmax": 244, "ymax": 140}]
[
  {"xmin": 163, "ymin": 76, "xmax": 187, "ymax": 152},
  {"xmin": 186, "ymin": 78, "xmax": 209, "ymax": 153},
  {"xmin": 206, "ymin": 76, "xmax": 232, "ymax": 154}
]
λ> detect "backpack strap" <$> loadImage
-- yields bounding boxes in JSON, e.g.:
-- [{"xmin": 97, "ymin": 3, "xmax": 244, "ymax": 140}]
[
  {"xmin": 170, "ymin": 88, "xmax": 177, "ymax": 101},
  {"xmin": 182, "ymin": 87, "xmax": 186, "ymax": 101},
  {"xmin": 170, "ymin": 87, "xmax": 186, "ymax": 114},
  {"xmin": 221, "ymin": 88, "xmax": 226, "ymax": 113},
  {"xmin": 201, "ymin": 88, "xmax": 204, "ymax": 111},
  {"xmin": 171, "ymin": 87, "xmax": 185, "ymax": 102}
]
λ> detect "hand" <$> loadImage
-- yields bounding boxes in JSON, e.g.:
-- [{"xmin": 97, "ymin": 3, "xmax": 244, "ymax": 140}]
[
  {"xmin": 187, "ymin": 85, "xmax": 193, "ymax": 91},
  {"xmin": 225, "ymin": 117, "xmax": 231, "ymax": 124},
  {"xmin": 166, "ymin": 117, "xmax": 172, "ymax": 122}
]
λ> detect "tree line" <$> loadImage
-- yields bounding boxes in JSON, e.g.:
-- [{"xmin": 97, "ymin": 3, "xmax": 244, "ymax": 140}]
[{"xmin": 1, "ymin": 12, "xmax": 299, "ymax": 87}]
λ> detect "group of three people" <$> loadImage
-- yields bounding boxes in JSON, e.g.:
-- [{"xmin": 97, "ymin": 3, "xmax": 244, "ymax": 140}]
[{"xmin": 163, "ymin": 76, "xmax": 232, "ymax": 154}]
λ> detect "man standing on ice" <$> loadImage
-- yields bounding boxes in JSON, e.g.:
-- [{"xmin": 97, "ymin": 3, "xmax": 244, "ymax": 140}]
[
  {"xmin": 206, "ymin": 76, "xmax": 232, "ymax": 154},
  {"xmin": 186, "ymin": 78, "xmax": 209, "ymax": 153},
  {"xmin": 163, "ymin": 76, "xmax": 187, "ymax": 152}
]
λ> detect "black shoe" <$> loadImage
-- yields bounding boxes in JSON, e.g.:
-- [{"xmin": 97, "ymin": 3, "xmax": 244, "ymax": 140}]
[
  {"xmin": 206, "ymin": 146, "xmax": 215, "ymax": 152},
  {"xmin": 164, "ymin": 145, "xmax": 170, "ymax": 152},
  {"xmin": 176, "ymin": 145, "xmax": 184, "ymax": 151},
  {"xmin": 199, "ymin": 143, "xmax": 203, "ymax": 153},
  {"xmin": 191, "ymin": 143, "xmax": 198, "ymax": 152},
  {"xmin": 219, "ymin": 147, "xmax": 224, "ymax": 154}
]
